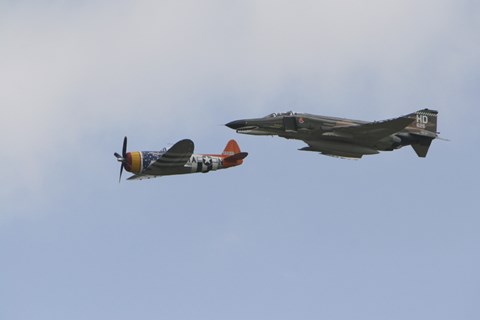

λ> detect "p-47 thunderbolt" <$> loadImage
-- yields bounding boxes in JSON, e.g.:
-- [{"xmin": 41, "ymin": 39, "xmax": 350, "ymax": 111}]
[
  {"xmin": 226, "ymin": 109, "xmax": 440, "ymax": 159},
  {"xmin": 114, "ymin": 138, "xmax": 248, "ymax": 181}
]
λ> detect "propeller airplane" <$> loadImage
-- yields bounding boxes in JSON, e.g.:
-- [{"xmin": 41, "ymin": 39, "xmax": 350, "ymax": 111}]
[{"xmin": 114, "ymin": 138, "xmax": 248, "ymax": 181}]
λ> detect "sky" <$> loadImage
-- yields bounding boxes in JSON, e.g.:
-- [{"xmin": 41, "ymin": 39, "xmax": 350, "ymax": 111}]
[{"xmin": 1, "ymin": 0, "xmax": 479, "ymax": 319}]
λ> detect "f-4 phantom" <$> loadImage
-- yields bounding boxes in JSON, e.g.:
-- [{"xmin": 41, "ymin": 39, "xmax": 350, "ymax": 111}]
[
  {"xmin": 226, "ymin": 109, "xmax": 441, "ymax": 159},
  {"xmin": 114, "ymin": 138, "xmax": 248, "ymax": 181}
]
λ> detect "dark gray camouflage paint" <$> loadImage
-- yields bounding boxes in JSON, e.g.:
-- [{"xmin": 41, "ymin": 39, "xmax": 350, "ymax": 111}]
[{"xmin": 226, "ymin": 109, "xmax": 439, "ymax": 158}]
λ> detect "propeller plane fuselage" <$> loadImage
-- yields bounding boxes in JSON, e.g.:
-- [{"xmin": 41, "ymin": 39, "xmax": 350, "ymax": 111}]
[{"xmin": 114, "ymin": 139, "xmax": 247, "ymax": 181}]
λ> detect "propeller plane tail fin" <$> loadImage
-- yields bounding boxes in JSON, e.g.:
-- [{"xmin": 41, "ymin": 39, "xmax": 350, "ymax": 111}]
[
  {"xmin": 222, "ymin": 139, "xmax": 241, "ymax": 156},
  {"xmin": 222, "ymin": 140, "xmax": 248, "ymax": 167}
]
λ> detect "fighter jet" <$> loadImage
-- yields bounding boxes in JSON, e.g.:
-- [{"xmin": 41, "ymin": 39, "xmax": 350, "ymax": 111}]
[
  {"xmin": 226, "ymin": 109, "xmax": 440, "ymax": 159},
  {"xmin": 114, "ymin": 138, "xmax": 248, "ymax": 181}
]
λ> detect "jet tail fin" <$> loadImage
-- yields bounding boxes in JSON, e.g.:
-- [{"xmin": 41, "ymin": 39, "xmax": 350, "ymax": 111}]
[
  {"xmin": 406, "ymin": 109, "xmax": 438, "ymax": 138},
  {"xmin": 222, "ymin": 140, "xmax": 248, "ymax": 167},
  {"xmin": 406, "ymin": 109, "xmax": 439, "ymax": 157}
]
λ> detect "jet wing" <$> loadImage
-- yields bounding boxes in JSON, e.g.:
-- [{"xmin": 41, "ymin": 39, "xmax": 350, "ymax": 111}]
[
  {"xmin": 143, "ymin": 139, "xmax": 194, "ymax": 175},
  {"xmin": 321, "ymin": 115, "xmax": 414, "ymax": 142}
]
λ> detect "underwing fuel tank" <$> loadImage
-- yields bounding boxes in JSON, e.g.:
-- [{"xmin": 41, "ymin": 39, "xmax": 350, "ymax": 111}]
[{"xmin": 301, "ymin": 141, "xmax": 379, "ymax": 157}]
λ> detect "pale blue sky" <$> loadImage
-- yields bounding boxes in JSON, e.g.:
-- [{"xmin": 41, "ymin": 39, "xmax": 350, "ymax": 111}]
[{"xmin": 1, "ymin": 1, "xmax": 479, "ymax": 319}]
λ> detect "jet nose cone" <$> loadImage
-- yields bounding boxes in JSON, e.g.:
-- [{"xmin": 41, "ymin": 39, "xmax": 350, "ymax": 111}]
[{"xmin": 225, "ymin": 120, "xmax": 247, "ymax": 130}]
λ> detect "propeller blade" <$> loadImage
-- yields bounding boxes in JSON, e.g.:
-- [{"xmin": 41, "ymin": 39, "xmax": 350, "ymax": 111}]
[
  {"xmin": 116, "ymin": 136, "xmax": 128, "ymax": 183},
  {"xmin": 119, "ymin": 162, "xmax": 124, "ymax": 183},
  {"xmin": 122, "ymin": 136, "xmax": 127, "ymax": 158}
]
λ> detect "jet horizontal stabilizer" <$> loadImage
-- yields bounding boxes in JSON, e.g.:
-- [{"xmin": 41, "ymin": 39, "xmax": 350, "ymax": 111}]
[{"xmin": 411, "ymin": 138, "xmax": 433, "ymax": 158}]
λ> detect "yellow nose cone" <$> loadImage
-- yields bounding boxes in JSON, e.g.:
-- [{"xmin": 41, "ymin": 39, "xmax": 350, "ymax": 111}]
[{"xmin": 126, "ymin": 152, "xmax": 142, "ymax": 174}]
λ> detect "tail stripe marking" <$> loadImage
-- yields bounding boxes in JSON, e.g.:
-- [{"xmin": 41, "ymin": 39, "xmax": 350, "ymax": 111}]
[{"xmin": 416, "ymin": 111, "xmax": 438, "ymax": 117}]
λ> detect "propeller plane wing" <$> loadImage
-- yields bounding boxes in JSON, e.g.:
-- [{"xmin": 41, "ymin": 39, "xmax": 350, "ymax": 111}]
[{"xmin": 143, "ymin": 139, "xmax": 194, "ymax": 173}]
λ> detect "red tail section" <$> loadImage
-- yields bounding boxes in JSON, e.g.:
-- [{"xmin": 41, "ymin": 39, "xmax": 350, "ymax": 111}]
[
  {"xmin": 222, "ymin": 140, "xmax": 241, "ymax": 156},
  {"xmin": 222, "ymin": 140, "xmax": 248, "ymax": 167}
]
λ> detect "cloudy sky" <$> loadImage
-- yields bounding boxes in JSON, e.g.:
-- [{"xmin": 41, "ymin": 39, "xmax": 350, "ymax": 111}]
[{"xmin": 1, "ymin": 1, "xmax": 479, "ymax": 319}]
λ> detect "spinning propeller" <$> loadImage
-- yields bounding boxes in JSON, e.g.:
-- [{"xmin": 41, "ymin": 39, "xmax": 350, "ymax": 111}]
[{"xmin": 114, "ymin": 136, "xmax": 128, "ymax": 182}]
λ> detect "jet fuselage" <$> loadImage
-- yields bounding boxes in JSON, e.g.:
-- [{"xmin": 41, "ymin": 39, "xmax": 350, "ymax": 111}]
[{"xmin": 226, "ymin": 110, "xmax": 438, "ymax": 158}]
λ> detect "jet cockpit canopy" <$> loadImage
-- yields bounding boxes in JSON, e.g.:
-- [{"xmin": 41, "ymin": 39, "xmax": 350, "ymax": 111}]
[{"xmin": 264, "ymin": 111, "xmax": 296, "ymax": 118}]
